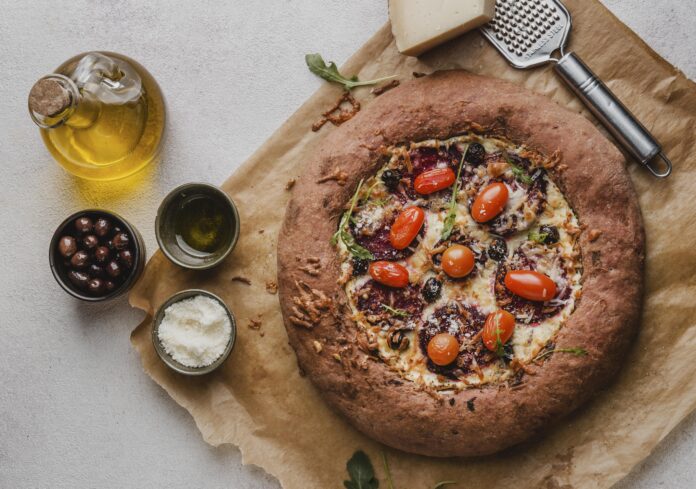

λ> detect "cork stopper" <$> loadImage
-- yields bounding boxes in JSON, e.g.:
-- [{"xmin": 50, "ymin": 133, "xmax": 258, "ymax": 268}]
[{"xmin": 28, "ymin": 78, "xmax": 71, "ymax": 117}]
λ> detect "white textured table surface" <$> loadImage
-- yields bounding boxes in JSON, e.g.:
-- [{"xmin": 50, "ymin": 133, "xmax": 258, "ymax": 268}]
[{"xmin": 1, "ymin": 1, "xmax": 694, "ymax": 488}]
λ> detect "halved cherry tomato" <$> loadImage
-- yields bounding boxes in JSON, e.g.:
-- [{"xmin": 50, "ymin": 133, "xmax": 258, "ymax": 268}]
[
  {"xmin": 389, "ymin": 206, "xmax": 425, "ymax": 250},
  {"xmin": 482, "ymin": 310, "xmax": 516, "ymax": 352},
  {"xmin": 427, "ymin": 333, "xmax": 460, "ymax": 366},
  {"xmin": 441, "ymin": 244, "xmax": 475, "ymax": 278},
  {"xmin": 414, "ymin": 167, "xmax": 456, "ymax": 195},
  {"xmin": 471, "ymin": 182, "xmax": 509, "ymax": 223},
  {"xmin": 504, "ymin": 270, "xmax": 557, "ymax": 302},
  {"xmin": 369, "ymin": 261, "xmax": 409, "ymax": 288}
]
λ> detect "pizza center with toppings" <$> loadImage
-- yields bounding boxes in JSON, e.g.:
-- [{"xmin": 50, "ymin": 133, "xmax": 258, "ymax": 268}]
[{"xmin": 333, "ymin": 134, "xmax": 583, "ymax": 389}]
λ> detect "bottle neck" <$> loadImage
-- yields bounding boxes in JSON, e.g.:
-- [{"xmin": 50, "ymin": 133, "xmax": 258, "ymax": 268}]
[{"xmin": 28, "ymin": 74, "xmax": 99, "ymax": 130}]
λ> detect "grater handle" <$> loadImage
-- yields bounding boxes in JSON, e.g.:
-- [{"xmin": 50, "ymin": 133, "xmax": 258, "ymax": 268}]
[{"xmin": 553, "ymin": 52, "xmax": 672, "ymax": 178}]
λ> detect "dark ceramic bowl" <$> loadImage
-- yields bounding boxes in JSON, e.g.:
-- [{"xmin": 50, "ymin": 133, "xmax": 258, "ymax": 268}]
[
  {"xmin": 49, "ymin": 209, "xmax": 145, "ymax": 302},
  {"xmin": 155, "ymin": 183, "xmax": 240, "ymax": 270},
  {"xmin": 152, "ymin": 289, "xmax": 236, "ymax": 375}
]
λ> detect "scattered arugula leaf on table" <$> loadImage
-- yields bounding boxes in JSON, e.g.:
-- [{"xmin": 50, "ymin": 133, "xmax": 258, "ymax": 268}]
[
  {"xmin": 344, "ymin": 450, "xmax": 379, "ymax": 489},
  {"xmin": 306, "ymin": 53, "xmax": 397, "ymax": 90},
  {"xmin": 345, "ymin": 451, "xmax": 457, "ymax": 489}
]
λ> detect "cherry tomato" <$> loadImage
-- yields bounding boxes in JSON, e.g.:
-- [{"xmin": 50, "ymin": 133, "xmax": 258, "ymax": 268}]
[
  {"xmin": 471, "ymin": 182, "xmax": 509, "ymax": 223},
  {"xmin": 482, "ymin": 310, "xmax": 516, "ymax": 352},
  {"xmin": 504, "ymin": 270, "xmax": 557, "ymax": 302},
  {"xmin": 414, "ymin": 167, "xmax": 456, "ymax": 195},
  {"xmin": 441, "ymin": 244, "xmax": 475, "ymax": 278},
  {"xmin": 369, "ymin": 261, "xmax": 409, "ymax": 288},
  {"xmin": 427, "ymin": 333, "xmax": 460, "ymax": 366},
  {"xmin": 389, "ymin": 206, "xmax": 425, "ymax": 250}
]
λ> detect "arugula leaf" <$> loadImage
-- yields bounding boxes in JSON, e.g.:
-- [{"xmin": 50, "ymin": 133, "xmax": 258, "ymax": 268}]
[
  {"xmin": 344, "ymin": 451, "xmax": 379, "ymax": 489},
  {"xmin": 507, "ymin": 159, "xmax": 534, "ymax": 185},
  {"xmin": 432, "ymin": 482, "xmax": 457, "ymax": 489},
  {"xmin": 306, "ymin": 53, "xmax": 396, "ymax": 90},
  {"xmin": 528, "ymin": 230, "xmax": 549, "ymax": 243},
  {"xmin": 533, "ymin": 347, "xmax": 587, "ymax": 363},
  {"xmin": 441, "ymin": 154, "xmax": 466, "ymax": 241},
  {"xmin": 331, "ymin": 180, "xmax": 374, "ymax": 260},
  {"xmin": 380, "ymin": 304, "xmax": 409, "ymax": 318},
  {"xmin": 495, "ymin": 327, "xmax": 505, "ymax": 358}
]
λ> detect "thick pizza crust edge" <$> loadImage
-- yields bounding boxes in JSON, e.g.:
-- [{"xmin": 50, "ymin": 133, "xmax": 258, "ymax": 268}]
[{"xmin": 277, "ymin": 71, "xmax": 644, "ymax": 457}]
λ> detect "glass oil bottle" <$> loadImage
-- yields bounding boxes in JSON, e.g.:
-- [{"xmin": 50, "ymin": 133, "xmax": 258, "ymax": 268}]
[{"xmin": 28, "ymin": 52, "xmax": 165, "ymax": 181}]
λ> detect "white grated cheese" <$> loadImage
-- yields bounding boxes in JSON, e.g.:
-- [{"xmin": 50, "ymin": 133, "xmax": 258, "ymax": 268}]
[{"xmin": 157, "ymin": 295, "xmax": 232, "ymax": 368}]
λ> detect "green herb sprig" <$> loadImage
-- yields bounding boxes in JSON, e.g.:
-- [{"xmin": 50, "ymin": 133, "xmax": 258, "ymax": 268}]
[
  {"xmin": 528, "ymin": 230, "xmax": 549, "ymax": 243},
  {"xmin": 441, "ymin": 155, "xmax": 466, "ymax": 241},
  {"xmin": 504, "ymin": 153, "xmax": 534, "ymax": 185},
  {"xmin": 378, "ymin": 451, "xmax": 457, "ymax": 489},
  {"xmin": 331, "ymin": 180, "xmax": 374, "ymax": 260},
  {"xmin": 533, "ymin": 347, "xmax": 587, "ymax": 363},
  {"xmin": 432, "ymin": 482, "xmax": 457, "ymax": 489},
  {"xmin": 344, "ymin": 451, "xmax": 379, "ymax": 489},
  {"xmin": 380, "ymin": 304, "xmax": 408, "ymax": 318},
  {"xmin": 306, "ymin": 53, "xmax": 396, "ymax": 90}
]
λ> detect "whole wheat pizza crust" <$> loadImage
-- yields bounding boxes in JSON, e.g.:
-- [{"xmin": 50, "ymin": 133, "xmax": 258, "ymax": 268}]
[{"xmin": 277, "ymin": 71, "xmax": 644, "ymax": 457}]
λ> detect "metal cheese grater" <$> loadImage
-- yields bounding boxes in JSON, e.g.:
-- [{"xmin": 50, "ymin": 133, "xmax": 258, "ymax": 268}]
[{"xmin": 480, "ymin": 0, "xmax": 672, "ymax": 177}]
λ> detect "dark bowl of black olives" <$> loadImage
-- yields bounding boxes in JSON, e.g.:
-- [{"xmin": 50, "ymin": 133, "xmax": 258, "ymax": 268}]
[{"xmin": 49, "ymin": 209, "xmax": 145, "ymax": 302}]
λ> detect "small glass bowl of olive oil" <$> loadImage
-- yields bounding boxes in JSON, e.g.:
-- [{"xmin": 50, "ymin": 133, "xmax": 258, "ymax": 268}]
[{"xmin": 156, "ymin": 183, "xmax": 240, "ymax": 269}]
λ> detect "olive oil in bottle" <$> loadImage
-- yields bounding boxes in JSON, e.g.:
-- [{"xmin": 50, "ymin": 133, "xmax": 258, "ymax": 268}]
[
  {"xmin": 174, "ymin": 195, "xmax": 234, "ymax": 257},
  {"xmin": 28, "ymin": 52, "xmax": 165, "ymax": 181}
]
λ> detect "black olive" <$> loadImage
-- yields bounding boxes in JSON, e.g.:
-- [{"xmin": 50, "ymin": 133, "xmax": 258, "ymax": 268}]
[
  {"xmin": 74, "ymin": 216, "xmax": 93, "ymax": 235},
  {"xmin": 464, "ymin": 142, "xmax": 486, "ymax": 165},
  {"xmin": 539, "ymin": 225, "xmax": 560, "ymax": 245},
  {"xmin": 118, "ymin": 249, "xmax": 134, "ymax": 269},
  {"xmin": 422, "ymin": 277, "xmax": 442, "ymax": 303},
  {"xmin": 94, "ymin": 218, "xmax": 112, "ymax": 237},
  {"xmin": 487, "ymin": 237, "xmax": 507, "ymax": 261},
  {"xmin": 58, "ymin": 236, "xmax": 77, "ymax": 258},
  {"xmin": 106, "ymin": 261, "xmax": 122, "ymax": 278},
  {"xmin": 87, "ymin": 278, "xmax": 105, "ymax": 295},
  {"xmin": 82, "ymin": 234, "xmax": 99, "ymax": 250},
  {"xmin": 88, "ymin": 264, "xmax": 105, "ymax": 278},
  {"xmin": 67, "ymin": 270, "xmax": 89, "ymax": 289},
  {"xmin": 351, "ymin": 257, "xmax": 369, "ymax": 276},
  {"xmin": 70, "ymin": 250, "xmax": 90, "ymax": 269},
  {"xmin": 104, "ymin": 280, "xmax": 117, "ymax": 293},
  {"xmin": 381, "ymin": 169, "xmax": 402, "ymax": 191},
  {"xmin": 94, "ymin": 246, "xmax": 110, "ymax": 263},
  {"xmin": 112, "ymin": 232, "xmax": 130, "ymax": 250},
  {"xmin": 387, "ymin": 330, "xmax": 410, "ymax": 351}
]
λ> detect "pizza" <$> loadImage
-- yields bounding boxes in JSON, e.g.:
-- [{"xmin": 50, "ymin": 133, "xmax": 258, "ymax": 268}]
[{"xmin": 277, "ymin": 71, "xmax": 643, "ymax": 457}]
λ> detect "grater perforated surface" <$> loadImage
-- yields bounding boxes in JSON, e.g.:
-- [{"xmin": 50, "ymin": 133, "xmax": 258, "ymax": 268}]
[{"xmin": 481, "ymin": 0, "xmax": 572, "ymax": 68}]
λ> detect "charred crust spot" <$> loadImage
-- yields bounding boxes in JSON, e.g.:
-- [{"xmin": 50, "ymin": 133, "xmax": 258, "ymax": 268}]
[{"xmin": 467, "ymin": 398, "xmax": 476, "ymax": 412}]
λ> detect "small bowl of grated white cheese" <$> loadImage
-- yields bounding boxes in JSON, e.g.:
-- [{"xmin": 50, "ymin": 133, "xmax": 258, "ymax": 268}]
[{"xmin": 152, "ymin": 289, "xmax": 236, "ymax": 375}]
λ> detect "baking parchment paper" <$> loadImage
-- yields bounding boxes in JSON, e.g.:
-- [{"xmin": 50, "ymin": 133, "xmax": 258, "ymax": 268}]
[{"xmin": 129, "ymin": 1, "xmax": 696, "ymax": 487}]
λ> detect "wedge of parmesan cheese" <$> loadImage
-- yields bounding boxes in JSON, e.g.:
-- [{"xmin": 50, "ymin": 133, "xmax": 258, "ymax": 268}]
[{"xmin": 389, "ymin": 0, "xmax": 495, "ymax": 56}]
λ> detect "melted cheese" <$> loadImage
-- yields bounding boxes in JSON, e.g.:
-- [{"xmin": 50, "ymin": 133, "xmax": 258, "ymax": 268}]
[{"xmin": 338, "ymin": 135, "xmax": 582, "ymax": 390}]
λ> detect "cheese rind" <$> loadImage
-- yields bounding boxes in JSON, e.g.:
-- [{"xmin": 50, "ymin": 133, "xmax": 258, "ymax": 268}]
[{"xmin": 389, "ymin": 0, "xmax": 495, "ymax": 56}]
